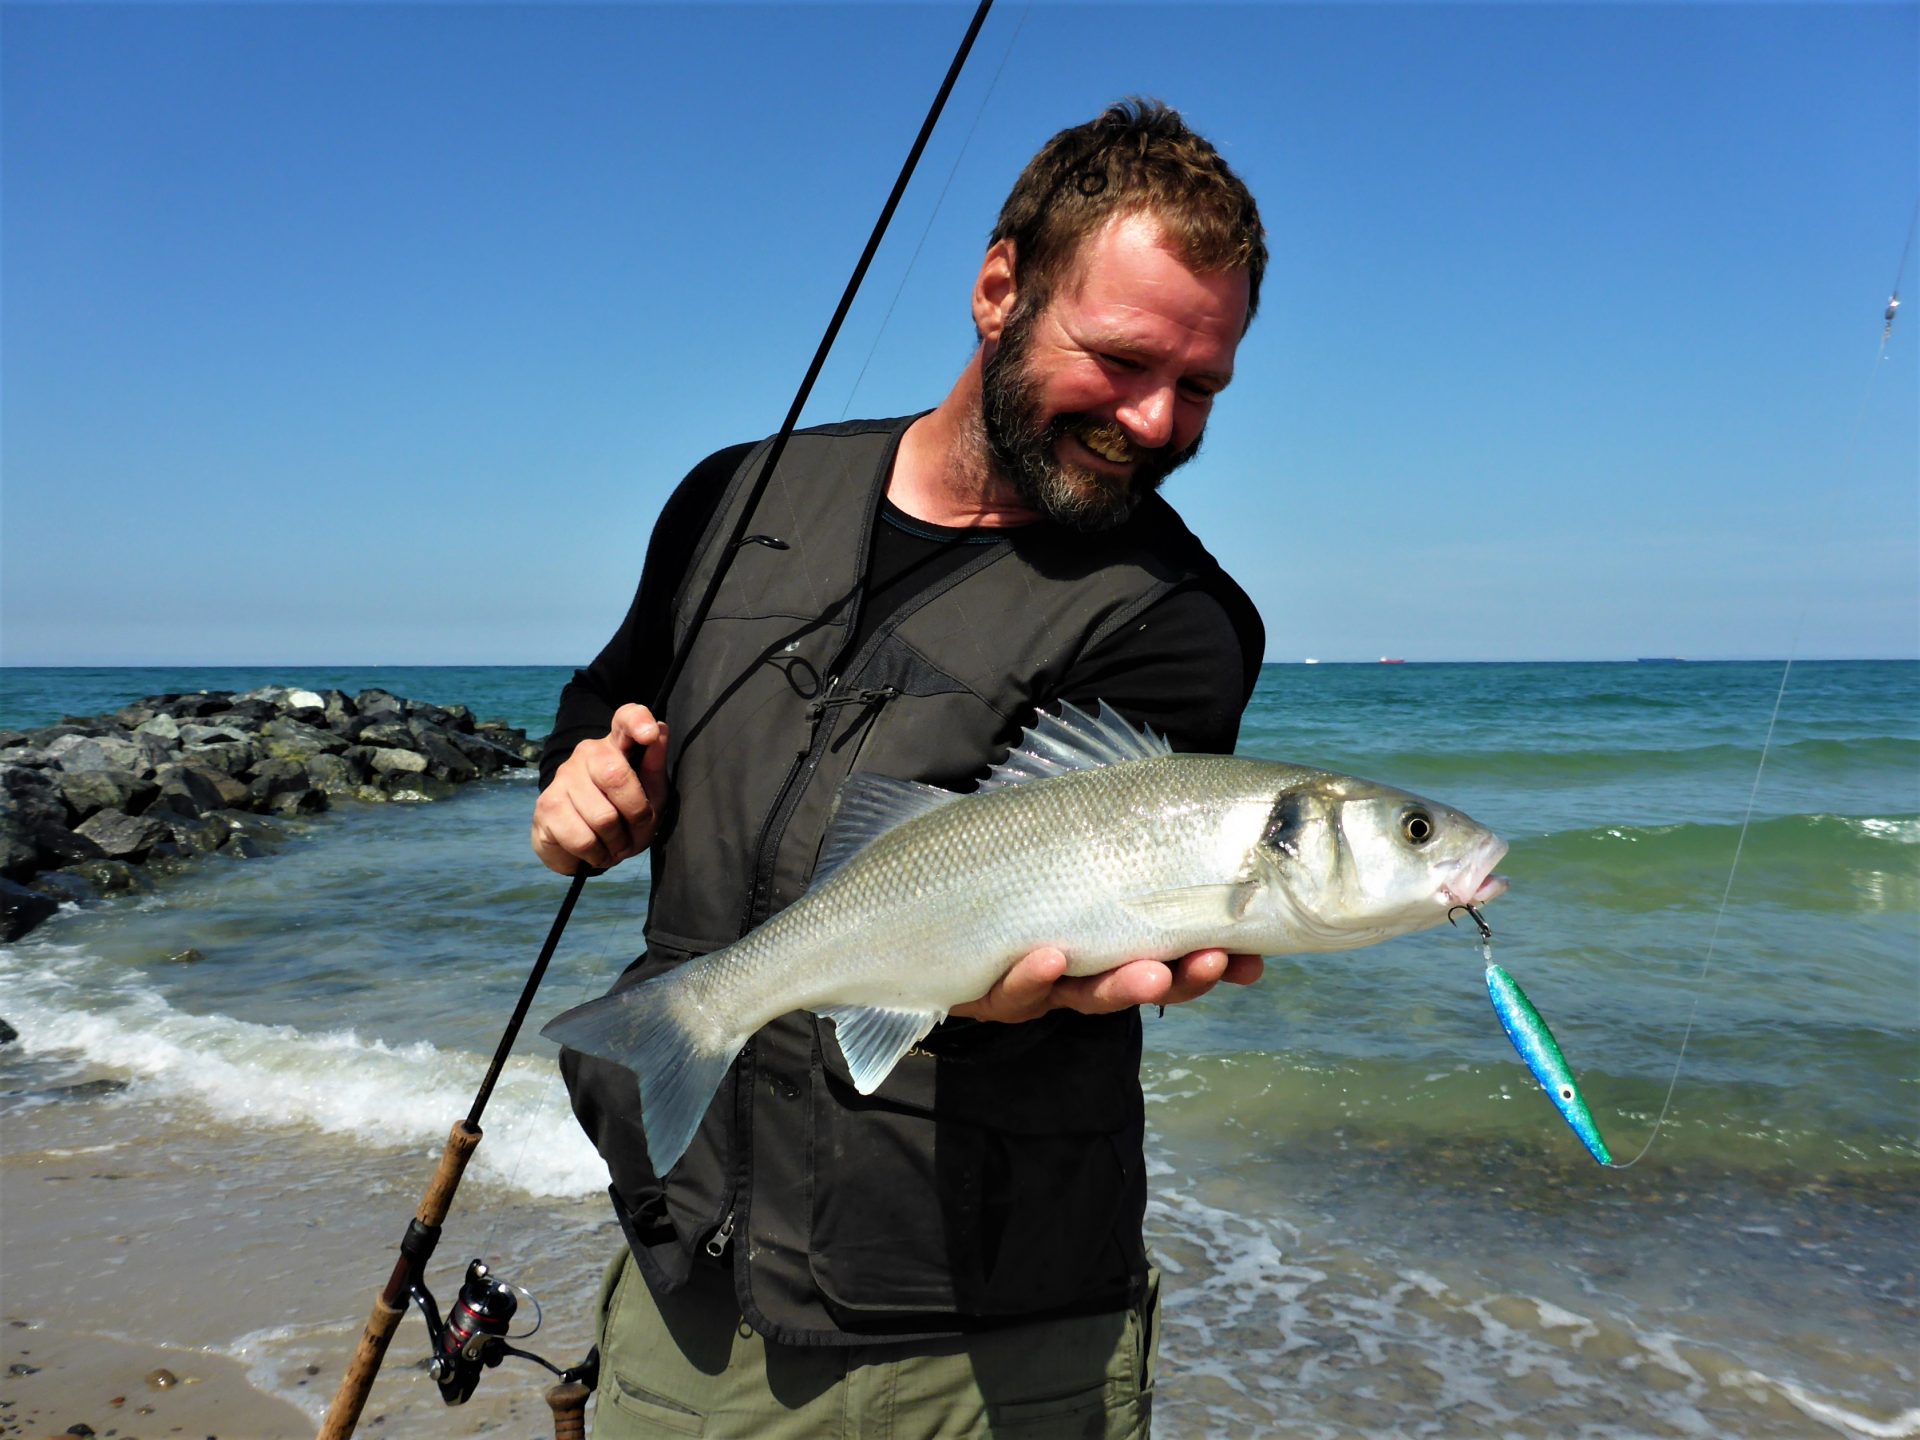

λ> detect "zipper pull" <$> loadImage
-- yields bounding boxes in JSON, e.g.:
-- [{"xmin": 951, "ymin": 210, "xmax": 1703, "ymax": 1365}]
[
  {"xmin": 704, "ymin": 1209, "xmax": 737, "ymax": 1259},
  {"xmin": 804, "ymin": 675, "xmax": 842, "ymax": 729}
]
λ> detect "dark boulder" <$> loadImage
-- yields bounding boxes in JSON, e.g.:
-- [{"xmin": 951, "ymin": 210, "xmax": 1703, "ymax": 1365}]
[
  {"xmin": 55, "ymin": 735, "xmax": 148, "ymax": 775},
  {"xmin": 2, "ymin": 764, "xmax": 70, "ymax": 831},
  {"xmin": 0, "ymin": 877, "xmax": 58, "ymax": 941},
  {"xmin": 320, "ymin": 690, "xmax": 358, "ymax": 730},
  {"xmin": 356, "ymin": 688, "xmax": 406, "ymax": 718},
  {"xmin": 305, "ymin": 752, "xmax": 369, "ymax": 795},
  {"xmin": 259, "ymin": 716, "xmax": 347, "ymax": 760},
  {"xmin": 215, "ymin": 698, "xmax": 280, "ymax": 727},
  {"xmin": 162, "ymin": 810, "xmax": 232, "ymax": 856},
  {"xmin": 150, "ymin": 762, "xmax": 249, "ymax": 817},
  {"xmin": 211, "ymin": 809, "xmax": 284, "ymax": 848},
  {"xmin": 58, "ymin": 858, "xmax": 149, "ymax": 894},
  {"xmin": 57, "ymin": 767, "xmax": 158, "ymax": 824},
  {"xmin": 413, "ymin": 731, "xmax": 478, "ymax": 783},
  {"xmin": 382, "ymin": 772, "xmax": 454, "ymax": 803},
  {"xmin": 266, "ymin": 787, "xmax": 329, "ymax": 817},
  {"xmin": 23, "ymin": 723, "xmax": 93, "ymax": 749},
  {"xmin": 0, "ymin": 1018, "xmax": 17, "ymax": 1044},
  {"xmin": 357, "ymin": 722, "xmax": 417, "ymax": 750},
  {"xmin": 24, "ymin": 819, "xmax": 108, "ymax": 871},
  {"xmin": 133, "ymin": 713, "xmax": 182, "ymax": 743},
  {"xmin": 29, "ymin": 870, "xmax": 97, "ymax": 907},
  {"xmin": 248, "ymin": 758, "xmax": 313, "ymax": 804},
  {"xmin": 0, "ymin": 822, "xmax": 39, "ymax": 880},
  {"xmin": 367, "ymin": 746, "xmax": 428, "ymax": 777},
  {"xmin": 178, "ymin": 722, "xmax": 252, "ymax": 746},
  {"xmin": 184, "ymin": 740, "xmax": 259, "ymax": 779},
  {"xmin": 447, "ymin": 731, "xmax": 508, "ymax": 775},
  {"xmin": 75, "ymin": 808, "xmax": 173, "ymax": 862},
  {"xmin": 476, "ymin": 723, "xmax": 540, "ymax": 764},
  {"xmin": 156, "ymin": 691, "xmax": 238, "ymax": 719}
]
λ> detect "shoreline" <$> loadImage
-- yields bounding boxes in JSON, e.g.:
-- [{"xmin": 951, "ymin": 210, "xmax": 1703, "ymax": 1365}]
[{"xmin": 1, "ymin": 1082, "xmax": 610, "ymax": 1438}]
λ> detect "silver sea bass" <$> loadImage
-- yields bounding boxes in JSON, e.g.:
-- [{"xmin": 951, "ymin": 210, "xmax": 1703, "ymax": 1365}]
[{"xmin": 543, "ymin": 703, "xmax": 1509, "ymax": 1171}]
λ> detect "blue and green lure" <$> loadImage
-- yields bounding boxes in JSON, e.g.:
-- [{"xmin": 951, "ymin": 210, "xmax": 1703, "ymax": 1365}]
[{"xmin": 1485, "ymin": 961, "xmax": 1614, "ymax": 1166}]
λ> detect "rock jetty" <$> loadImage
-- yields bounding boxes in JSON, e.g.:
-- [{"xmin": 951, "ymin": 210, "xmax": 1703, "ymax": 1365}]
[{"xmin": 0, "ymin": 686, "xmax": 540, "ymax": 942}]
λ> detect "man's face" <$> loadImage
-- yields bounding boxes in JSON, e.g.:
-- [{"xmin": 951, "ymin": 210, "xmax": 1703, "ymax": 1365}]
[{"xmin": 980, "ymin": 212, "xmax": 1248, "ymax": 531}]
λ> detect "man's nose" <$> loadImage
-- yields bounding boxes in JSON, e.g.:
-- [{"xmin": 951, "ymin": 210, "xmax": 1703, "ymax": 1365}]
[{"xmin": 1117, "ymin": 384, "xmax": 1176, "ymax": 449}]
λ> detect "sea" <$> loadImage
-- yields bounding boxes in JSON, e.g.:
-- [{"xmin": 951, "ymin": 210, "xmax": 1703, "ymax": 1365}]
[{"xmin": 1, "ymin": 661, "xmax": 1914, "ymax": 1438}]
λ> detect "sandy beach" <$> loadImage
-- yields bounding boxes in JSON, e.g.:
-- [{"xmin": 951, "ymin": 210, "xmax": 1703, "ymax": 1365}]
[{"xmin": 1, "ymin": 1080, "xmax": 610, "ymax": 1439}]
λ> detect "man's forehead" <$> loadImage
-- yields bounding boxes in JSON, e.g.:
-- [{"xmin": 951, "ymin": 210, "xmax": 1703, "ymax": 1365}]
[{"xmin": 1054, "ymin": 211, "xmax": 1250, "ymax": 315}]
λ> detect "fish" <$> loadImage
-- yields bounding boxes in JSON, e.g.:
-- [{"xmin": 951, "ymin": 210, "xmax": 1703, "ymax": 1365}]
[
  {"xmin": 543, "ymin": 702, "xmax": 1510, "ymax": 1172},
  {"xmin": 1485, "ymin": 961, "xmax": 1614, "ymax": 1165}
]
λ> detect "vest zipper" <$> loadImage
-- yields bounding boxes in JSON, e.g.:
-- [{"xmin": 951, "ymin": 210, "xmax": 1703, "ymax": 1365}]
[{"xmin": 704, "ymin": 1207, "xmax": 737, "ymax": 1259}]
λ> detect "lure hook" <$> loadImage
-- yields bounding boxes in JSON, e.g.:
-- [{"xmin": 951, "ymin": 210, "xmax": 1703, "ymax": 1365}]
[{"xmin": 1448, "ymin": 904, "xmax": 1493, "ymax": 943}]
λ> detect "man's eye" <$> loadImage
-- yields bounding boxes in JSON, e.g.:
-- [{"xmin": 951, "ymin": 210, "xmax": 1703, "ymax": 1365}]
[{"xmin": 1100, "ymin": 353, "xmax": 1142, "ymax": 372}]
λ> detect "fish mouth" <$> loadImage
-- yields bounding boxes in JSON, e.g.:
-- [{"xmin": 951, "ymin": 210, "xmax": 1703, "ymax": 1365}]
[{"xmin": 1439, "ymin": 837, "xmax": 1510, "ymax": 908}]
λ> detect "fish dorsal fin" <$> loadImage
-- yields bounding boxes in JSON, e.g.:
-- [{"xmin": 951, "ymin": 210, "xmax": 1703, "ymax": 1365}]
[
  {"xmin": 814, "ymin": 775, "xmax": 961, "ymax": 884},
  {"xmin": 974, "ymin": 700, "xmax": 1170, "ymax": 794}
]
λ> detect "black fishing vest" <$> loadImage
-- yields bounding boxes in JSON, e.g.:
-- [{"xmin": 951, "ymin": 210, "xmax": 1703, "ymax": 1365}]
[{"xmin": 562, "ymin": 416, "xmax": 1245, "ymax": 1345}]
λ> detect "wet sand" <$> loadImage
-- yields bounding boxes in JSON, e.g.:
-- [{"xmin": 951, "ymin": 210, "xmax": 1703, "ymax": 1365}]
[{"xmin": 0, "ymin": 1087, "xmax": 610, "ymax": 1438}]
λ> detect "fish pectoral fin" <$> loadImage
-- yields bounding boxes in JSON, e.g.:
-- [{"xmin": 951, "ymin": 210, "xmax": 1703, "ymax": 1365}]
[
  {"xmin": 818, "ymin": 1004, "xmax": 947, "ymax": 1094},
  {"xmin": 1119, "ymin": 882, "xmax": 1261, "ymax": 932}
]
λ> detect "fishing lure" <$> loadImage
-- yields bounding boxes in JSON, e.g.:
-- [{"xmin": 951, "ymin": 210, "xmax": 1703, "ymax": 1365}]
[{"xmin": 1485, "ymin": 961, "xmax": 1614, "ymax": 1166}]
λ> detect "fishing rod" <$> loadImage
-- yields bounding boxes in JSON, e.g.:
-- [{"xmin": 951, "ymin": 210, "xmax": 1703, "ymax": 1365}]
[{"xmin": 315, "ymin": 4, "xmax": 995, "ymax": 1435}]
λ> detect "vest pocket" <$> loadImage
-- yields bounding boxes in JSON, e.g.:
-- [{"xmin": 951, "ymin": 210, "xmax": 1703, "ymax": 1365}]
[{"xmin": 806, "ymin": 1013, "xmax": 1145, "ymax": 1321}]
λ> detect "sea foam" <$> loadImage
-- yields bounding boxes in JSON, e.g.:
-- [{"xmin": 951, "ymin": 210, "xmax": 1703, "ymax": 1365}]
[{"xmin": 0, "ymin": 940, "xmax": 605, "ymax": 1198}]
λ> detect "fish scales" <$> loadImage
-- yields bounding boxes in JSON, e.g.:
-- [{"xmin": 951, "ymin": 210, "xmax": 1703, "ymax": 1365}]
[
  {"xmin": 544, "ymin": 703, "xmax": 1510, "ymax": 1172},
  {"xmin": 685, "ymin": 755, "xmax": 1294, "ymax": 1028}
]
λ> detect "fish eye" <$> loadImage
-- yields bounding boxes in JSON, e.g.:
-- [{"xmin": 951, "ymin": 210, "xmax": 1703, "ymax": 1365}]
[
  {"xmin": 1400, "ymin": 808, "xmax": 1435, "ymax": 845},
  {"xmin": 1560, "ymin": 1087, "xmax": 1574, "ymax": 1100}
]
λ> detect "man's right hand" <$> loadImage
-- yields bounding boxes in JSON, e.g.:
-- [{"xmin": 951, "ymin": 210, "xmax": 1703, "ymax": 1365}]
[{"xmin": 531, "ymin": 704, "xmax": 670, "ymax": 875}]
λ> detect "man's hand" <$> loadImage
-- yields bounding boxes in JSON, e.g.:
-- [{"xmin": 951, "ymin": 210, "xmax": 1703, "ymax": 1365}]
[
  {"xmin": 950, "ymin": 947, "xmax": 1265, "ymax": 1024},
  {"xmin": 531, "ymin": 704, "xmax": 670, "ymax": 875}
]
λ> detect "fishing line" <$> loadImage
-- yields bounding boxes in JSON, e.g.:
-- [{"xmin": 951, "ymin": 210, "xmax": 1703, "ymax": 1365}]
[
  {"xmin": 838, "ymin": 5, "xmax": 1031, "ymax": 421},
  {"xmin": 1604, "ymin": 196, "xmax": 1917, "ymax": 1169}
]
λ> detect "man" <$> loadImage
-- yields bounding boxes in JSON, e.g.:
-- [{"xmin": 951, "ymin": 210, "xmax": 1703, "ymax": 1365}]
[{"xmin": 534, "ymin": 99, "xmax": 1267, "ymax": 1437}]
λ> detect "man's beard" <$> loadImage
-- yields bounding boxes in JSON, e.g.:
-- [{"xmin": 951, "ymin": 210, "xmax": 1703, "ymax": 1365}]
[{"xmin": 979, "ymin": 306, "xmax": 1203, "ymax": 532}]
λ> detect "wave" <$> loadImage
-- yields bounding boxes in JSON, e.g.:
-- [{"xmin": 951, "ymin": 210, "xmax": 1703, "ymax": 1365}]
[
  {"xmin": 0, "ymin": 941, "xmax": 605, "ymax": 1199},
  {"xmin": 1236, "ymin": 735, "xmax": 1920, "ymax": 788},
  {"xmin": 1503, "ymin": 812, "xmax": 1920, "ymax": 912}
]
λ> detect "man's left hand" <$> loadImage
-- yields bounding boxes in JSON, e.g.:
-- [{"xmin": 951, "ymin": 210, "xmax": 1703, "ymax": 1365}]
[{"xmin": 950, "ymin": 948, "xmax": 1265, "ymax": 1024}]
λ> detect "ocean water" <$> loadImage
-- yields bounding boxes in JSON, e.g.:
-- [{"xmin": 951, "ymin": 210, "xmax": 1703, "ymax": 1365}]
[{"xmin": 1, "ymin": 661, "xmax": 1914, "ymax": 1437}]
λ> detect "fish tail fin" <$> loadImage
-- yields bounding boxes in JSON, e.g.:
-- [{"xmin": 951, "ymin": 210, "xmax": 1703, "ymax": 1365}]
[{"xmin": 541, "ymin": 971, "xmax": 741, "ymax": 1174}]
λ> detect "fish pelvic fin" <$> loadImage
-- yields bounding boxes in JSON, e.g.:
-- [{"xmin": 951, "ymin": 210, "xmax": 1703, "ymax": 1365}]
[
  {"xmin": 541, "ymin": 974, "xmax": 740, "ymax": 1175},
  {"xmin": 818, "ymin": 1004, "xmax": 947, "ymax": 1094}
]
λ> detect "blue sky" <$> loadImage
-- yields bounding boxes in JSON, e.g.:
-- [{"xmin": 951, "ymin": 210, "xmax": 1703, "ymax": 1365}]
[{"xmin": 4, "ymin": 2, "xmax": 1915, "ymax": 665}]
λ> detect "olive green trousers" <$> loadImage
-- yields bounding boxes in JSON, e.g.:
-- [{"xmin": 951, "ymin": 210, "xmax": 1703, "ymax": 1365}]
[{"xmin": 590, "ymin": 1247, "xmax": 1159, "ymax": 1439}]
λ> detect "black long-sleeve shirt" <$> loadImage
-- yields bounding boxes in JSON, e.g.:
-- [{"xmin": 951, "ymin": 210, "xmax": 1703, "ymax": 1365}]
[{"xmin": 542, "ymin": 442, "xmax": 1263, "ymax": 782}]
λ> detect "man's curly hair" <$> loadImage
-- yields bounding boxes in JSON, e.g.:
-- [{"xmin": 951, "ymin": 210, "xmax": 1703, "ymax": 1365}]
[{"xmin": 990, "ymin": 98, "xmax": 1267, "ymax": 328}]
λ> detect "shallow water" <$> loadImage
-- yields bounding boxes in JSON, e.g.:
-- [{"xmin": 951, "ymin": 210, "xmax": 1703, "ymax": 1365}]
[{"xmin": 1, "ymin": 661, "xmax": 1914, "ymax": 1435}]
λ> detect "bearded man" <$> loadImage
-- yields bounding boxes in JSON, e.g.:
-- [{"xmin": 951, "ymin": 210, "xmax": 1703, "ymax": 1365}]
[{"xmin": 534, "ymin": 99, "xmax": 1268, "ymax": 1438}]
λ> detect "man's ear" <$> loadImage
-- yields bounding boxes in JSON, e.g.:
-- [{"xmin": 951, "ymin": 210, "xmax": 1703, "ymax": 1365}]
[{"xmin": 972, "ymin": 239, "xmax": 1018, "ymax": 344}]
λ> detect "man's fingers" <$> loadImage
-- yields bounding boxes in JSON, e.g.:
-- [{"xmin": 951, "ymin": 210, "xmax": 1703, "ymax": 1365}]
[
  {"xmin": 610, "ymin": 704, "xmax": 663, "ymax": 750},
  {"xmin": 635, "ymin": 721, "xmax": 670, "ymax": 810},
  {"xmin": 1160, "ymin": 948, "xmax": 1229, "ymax": 1006},
  {"xmin": 532, "ymin": 789, "xmax": 619, "ymax": 874},
  {"xmin": 582, "ymin": 737, "xmax": 653, "ymax": 824},
  {"xmin": 952, "ymin": 947, "xmax": 1067, "ymax": 1022}
]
